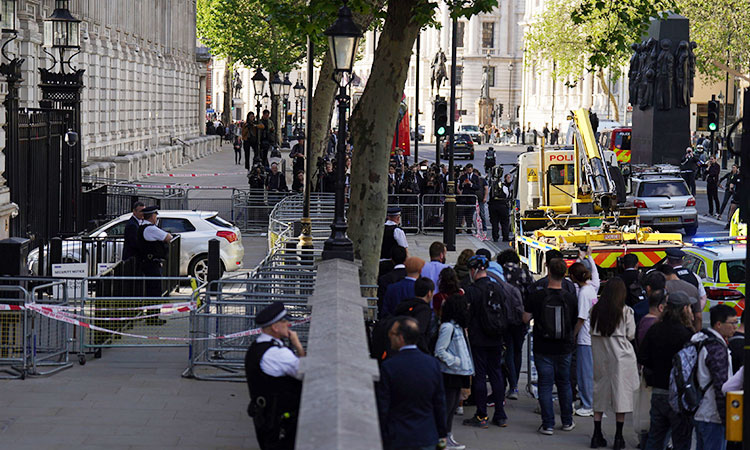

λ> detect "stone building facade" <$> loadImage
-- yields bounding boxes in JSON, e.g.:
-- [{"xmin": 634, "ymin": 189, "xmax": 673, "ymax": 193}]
[
  {"xmin": 352, "ymin": 0, "xmax": 525, "ymax": 142},
  {"xmin": 0, "ymin": 0, "xmax": 218, "ymax": 239}
]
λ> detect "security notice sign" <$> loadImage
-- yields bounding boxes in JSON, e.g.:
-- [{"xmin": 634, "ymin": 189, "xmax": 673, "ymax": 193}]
[{"xmin": 51, "ymin": 263, "xmax": 88, "ymax": 301}]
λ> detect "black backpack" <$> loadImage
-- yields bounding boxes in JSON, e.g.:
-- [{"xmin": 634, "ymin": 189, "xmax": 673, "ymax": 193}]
[
  {"xmin": 537, "ymin": 289, "xmax": 572, "ymax": 341},
  {"xmin": 486, "ymin": 272, "xmax": 525, "ymax": 326},
  {"xmin": 368, "ymin": 316, "xmax": 397, "ymax": 361},
  {"xmin": 473, "ymin": 281, "xmax": 509, "ymax": 339},
  {"xmin": 626, "ymin": 280, "xmax": 647, "ymax": 307}
]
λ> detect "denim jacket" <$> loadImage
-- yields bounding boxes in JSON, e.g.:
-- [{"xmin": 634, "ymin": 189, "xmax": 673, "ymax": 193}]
[{"xmin": 434, "ymin": 321, "xmax": 474, "ymax": 376}]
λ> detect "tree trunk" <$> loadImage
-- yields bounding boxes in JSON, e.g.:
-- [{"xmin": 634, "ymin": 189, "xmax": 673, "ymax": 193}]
[
  {"xmin": 347, "ymin": 0, "xmax": 422, "ymax": 285},
  {"xmin": 223, "ymin": 57, "xmax": 233, "ymax": 124},
  {"xmin": 308, "ymin": 55, "xmax": 337, "ymax": 166},
  {"xmin": 308, "ymin": 7, "xmax": 382, "ymax": 169},
  {"xmin": 597, "ymin": 69, "xmax": 620, "ymax": 123}
]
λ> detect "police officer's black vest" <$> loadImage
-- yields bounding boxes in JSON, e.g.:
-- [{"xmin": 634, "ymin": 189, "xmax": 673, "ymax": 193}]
[
  {"xmin": 675, "ymin": 266, "xmax": 700, "ymax": 289},
  {"xmin": 137, "ymin": 224, "xmax": 167, "ymax": 261},
  {"xmin": 490, "ymin": 179, "xmax": 508, "ymax": 202},
  {"xmin": 381, "ymin": 224, "xmax": 398, "ymax": 259},
  {"xmin": 244, "ymin": 340, "xmax": 302, "ymax": 415}
]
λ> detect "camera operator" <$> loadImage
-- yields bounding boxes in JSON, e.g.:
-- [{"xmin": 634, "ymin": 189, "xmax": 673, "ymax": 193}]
[
  {"xmin": 679, "ymin": 146, "xmax": 700, "ymax": 196},
  {"xmin": 457, "ymin": 164, "xmax": 479, "ymax": 232},
  {"xmin": 321, "ymin": 160, "xmax": 336, "ymax": 193},
  {"xmin": 248, "ymin": 164, "xmax": 266, "ymax": 190},
  {"xmin": 422, "ymin": 166, "xmax": 443, "ymax": 228},
  {"xmin": 290, "ymin": 135, "xmax": 305, "ymax": 175}
]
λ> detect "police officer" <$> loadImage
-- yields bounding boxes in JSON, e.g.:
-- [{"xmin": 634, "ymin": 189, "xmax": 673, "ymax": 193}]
[
  {"xmin": 244, "ymin": 301, "xmax": 305, "ymax": 450},
  {"xmin": 664, "ymin": 247, "xmax": 707, "ymax": 313},
  {"xmin": 488, "ymin": 168, "xmax": 512, "ymax": 242},
  {"xmin": 122, "ymin": 201, "xmax": 145, "ymax": 262},
  {"xmin": 136, "ymin": 206, "xmax": 173, "ymax": 297},
  {"xmin": 380, "ymin": 206, "xmax": 409, "ymax": 276}
]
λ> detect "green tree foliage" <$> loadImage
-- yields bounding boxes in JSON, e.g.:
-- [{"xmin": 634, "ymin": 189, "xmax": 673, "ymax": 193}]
[
  {"xmin": 676, "ymin": 0, "xmax": 750, "ymax": 80},
  {"xmin": 196, "ymin": 0, "xmax": 306, "ymax": 72}
]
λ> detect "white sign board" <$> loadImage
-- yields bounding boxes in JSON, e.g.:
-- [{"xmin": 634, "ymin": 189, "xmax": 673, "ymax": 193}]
[{"xmin": 52, "ymin": 263, "xmax": 88, "ymax": 301}]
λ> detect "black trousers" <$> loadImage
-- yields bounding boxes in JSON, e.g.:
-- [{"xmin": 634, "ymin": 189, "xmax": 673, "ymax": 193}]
[
  {"xmin": 682, "ymin": 172, "xmax": 696, "ymax": 196},
  {"xmin": 141, "ymin": 260, "xmax": 163, "ymax": 298},
  {"xmin": 471, "ymin": 345, "xmax": 507, "ymax": 421},
  {"xmin": 488, "ymin": 200, "xmax": 510, "ymax": 241},
  {"xmin": 253, "ymin": 418, "xmax": 297, "ymax": 450},
  {"xmin": 707, "ymin": 181, "xmax": 720, "ymax": 215},
  {"xmin": 244, "ymin": 140, "xmax": 255, "ymax": 170},
  {"xmin": 718, "ymin": 189, "xmax": 733, "ymax": 216}
]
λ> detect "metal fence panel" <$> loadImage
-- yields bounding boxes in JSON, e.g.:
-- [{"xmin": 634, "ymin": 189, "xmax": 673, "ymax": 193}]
[{"xmin": 0, "ymin": 286, "xmax": 29, "ymax": 379}]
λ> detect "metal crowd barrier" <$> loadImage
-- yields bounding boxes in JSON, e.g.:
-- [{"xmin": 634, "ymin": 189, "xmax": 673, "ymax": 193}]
[
  {"xmin": 421, "ymin": 194, "xmax": 479, "ymax": 233},
  {"xmin": 0, "ymin": 286, "xmax": 29, "ymax": 379},
  {"xmin": 232, "ymin": 189, "xmax": 293, "ymax": 234},
  {"xmin": 28, "ymin": 281, "xmax": 73, "ymax": 376}
]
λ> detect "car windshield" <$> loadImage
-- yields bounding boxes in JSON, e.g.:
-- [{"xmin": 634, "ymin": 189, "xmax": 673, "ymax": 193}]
[
  {"xmin": 456, "ymin": 134, "xmax": 472, "ymax": 142},
  {"xmin": 638, "ymin": 181, "xmax": 689, "ymax": 197},
  {"xmin": 460, "ymin": 126, "xmax": 479, "ymax": 132},
  {"xmin": 614, "ymin": 131, "xmax": 631, "ymax": 150}
]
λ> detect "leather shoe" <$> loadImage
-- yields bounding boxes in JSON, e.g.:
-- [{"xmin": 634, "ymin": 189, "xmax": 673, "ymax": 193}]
[
  {"xmin": 613, "ymin": 436, "xmax": 626, "ymax": 450},
  {"xmin": 590, "ymin": 434, "xmax": 607, "ymax": 449}
]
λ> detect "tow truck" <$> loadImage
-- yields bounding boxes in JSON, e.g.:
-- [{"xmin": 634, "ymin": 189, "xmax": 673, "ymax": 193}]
[{"xmin": 513, "ymin": 109, "xmax": 684, "ymax": 277}]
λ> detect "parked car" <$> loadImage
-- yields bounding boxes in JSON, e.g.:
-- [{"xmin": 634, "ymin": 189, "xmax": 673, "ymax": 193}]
[
  {"xmin": 441, "ymin": 133, "xmax": 475, "ymax": 160},
  {"xmin": 627, "ymin": 170, "xmax": 698, "ymax": 236},
  {"xmin": 27, "ymin": 211, "xmax": 245, "ymax": 282},
  {"xmin": 457, "ymin": 124, "xmax": 483, "ymax": 144},
  {"xmin": 683, "ymin": 237, "xmax": 745, "ymax": 316}
]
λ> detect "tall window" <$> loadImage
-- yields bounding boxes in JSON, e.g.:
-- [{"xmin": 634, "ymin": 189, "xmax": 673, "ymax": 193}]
[
  {"xmin": 456, "ymin": 22, "xmax": 465, "ymax": 48},
  {"xmin": 488, "ymin": 67, "xmax": 496, "ymax": 87},
  {"xmin": 481, "ymin": 22, "xmax": 495, "ymax": 49}
]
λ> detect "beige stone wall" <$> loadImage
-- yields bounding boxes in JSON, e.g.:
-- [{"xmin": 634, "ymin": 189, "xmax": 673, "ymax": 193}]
[{"xmin": 13, "ymin": 0, "xmax": 204, "ymax": 166}]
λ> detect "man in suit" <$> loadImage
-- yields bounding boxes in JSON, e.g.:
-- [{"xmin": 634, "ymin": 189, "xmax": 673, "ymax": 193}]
[
  {"xmin": 390, "ymin": 148, "xmax": 407, "ymax": 170},
  {"xmin": 122, "ymin": 201, "xmax": 145, "ymax": 263},
  {"xmin": 377, "ymin": 317, "xmax": 447, "ymax": 450},
  {"xmin": 377, "ymin": 246, "xmax": 408, "ymax": 314},
  {"xmin": 382, "ymin": 257, "xmax": 424, "ymax": 318}
]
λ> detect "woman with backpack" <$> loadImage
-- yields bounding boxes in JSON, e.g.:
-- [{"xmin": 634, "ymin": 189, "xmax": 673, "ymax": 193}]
[
  {"xmin": 569, "ymin": 262, "xmax": 596, "ymax": 418},
  {"xmin": 590, "ymin": 277, "xmax": 638, "ymax": 450},
  {"xmin": 453, "ymin": 249, "xmax": 474, "ymax": 289},
  {"xmin": 434, "ymin": 294, "xmax": 474, "ymax": 450}
]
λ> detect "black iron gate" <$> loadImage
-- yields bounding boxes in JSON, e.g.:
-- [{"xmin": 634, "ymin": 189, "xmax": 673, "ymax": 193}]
[{"xmin": 6, "ymin": 108, "xmax": 76, "ymax": 245}]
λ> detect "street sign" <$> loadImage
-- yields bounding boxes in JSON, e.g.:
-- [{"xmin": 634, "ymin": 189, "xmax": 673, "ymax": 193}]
[{"xmin": 51, "ymin": 263, "xmax": 88, "ymax": 300}]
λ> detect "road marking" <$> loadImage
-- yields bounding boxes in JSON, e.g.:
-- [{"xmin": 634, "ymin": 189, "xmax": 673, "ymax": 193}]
[{"xmin": 698, "ymin": 215, "xmax": 727, "ymax": 226}]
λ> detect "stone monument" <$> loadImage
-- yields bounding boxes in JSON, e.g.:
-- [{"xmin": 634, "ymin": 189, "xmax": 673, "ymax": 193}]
[
  {"xmin": 477, "ymin": 65, "xmax": 494, "ymax": 129},
  {"xmin": 630, "ymin": 14, "xmax": 694, "ymax": 165}
]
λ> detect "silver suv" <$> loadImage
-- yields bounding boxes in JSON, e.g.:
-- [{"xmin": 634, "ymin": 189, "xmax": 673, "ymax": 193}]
[{"xmin": 627, "ymin": 169, "xmax": 698, "ymax": 236}]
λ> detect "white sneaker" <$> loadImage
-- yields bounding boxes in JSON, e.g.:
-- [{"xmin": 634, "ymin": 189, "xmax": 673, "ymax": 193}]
[
  {"xmin": 455, "ymin": 406, "xmax": 464, "ymax": 416},
  {"xmin": 575, "ymin": 408, "xmax": 594, "ymax": 417},
  {"xmin": 561, "ymin": 421, "xmax": 576, "ymax": 431},
  {"xmin": 446, "ymin": 434, "xmax": 466, "ymax": 450}
]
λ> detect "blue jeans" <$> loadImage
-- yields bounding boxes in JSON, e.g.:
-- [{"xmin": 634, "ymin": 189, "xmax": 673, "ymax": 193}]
[
  {"xmin": 504, "ymin": 324, "xmax": 527, "ymax": 390},
  {"xmin": 535, "ymin": 352, "xmax": 573, "ymax": 429},
  {"xmin": 576, "ymin": 344, "xmax": 593, "ymax": 410},
  {"xmin": 694, "ymin": 421, "xmax": 726, "ymax": 450}
]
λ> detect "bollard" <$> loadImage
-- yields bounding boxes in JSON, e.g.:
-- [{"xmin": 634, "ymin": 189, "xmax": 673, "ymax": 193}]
[
  {"xmin": 50, "ymin": 237, "xmax": 63, "ymax": 264},
  {"xmin": 207, "ymin": 238, "xmax": 220, "ymax": 283}
]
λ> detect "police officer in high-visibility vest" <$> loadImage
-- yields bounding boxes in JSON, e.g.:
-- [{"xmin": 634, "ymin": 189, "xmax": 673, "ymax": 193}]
[
  {"xmin": 665, "ymin": 247, "xmax": 707, "ymax": 318},
  {"xmin": 245, "ymin": 301, "xmax": 305, "ymax": 450},
  {"xmin": 136, "ymin": 206, "xmax": 173, "ymax": 297}
]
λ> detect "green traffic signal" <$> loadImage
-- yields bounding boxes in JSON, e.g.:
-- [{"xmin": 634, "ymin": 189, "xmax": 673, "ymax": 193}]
[
  {"xmin": 707, "ymin": 99, "xmax": 719, "ymax": 132},
  {"xmin": 437, "ymin": 126, "xmax": 446, "ymax": 136},
  {"xmin": 708, "ymin": 122, "xmax": 717, "ymax": 131}
]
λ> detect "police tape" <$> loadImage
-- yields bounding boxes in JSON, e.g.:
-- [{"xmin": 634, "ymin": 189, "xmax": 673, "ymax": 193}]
[
  {"xmin": 144, "ymin": 170, "xmax": 246, "ymax": 178},
  {"xmin": 32, "ymin": 305, "xmax": 194, "ymax": 322},
  {"xmin": 115, "ymin": 183, "xmax": 236, "ymax": 189},
  {"xmin": 12, "ymin": 303, "xmax": 310, "ymax": 341},
  {"xmin": 37, "ymin": 300, "xmax": 196, "ymax": 311}
]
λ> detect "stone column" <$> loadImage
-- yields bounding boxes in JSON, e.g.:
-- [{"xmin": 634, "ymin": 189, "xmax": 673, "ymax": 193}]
[{"xmin": 199, "ymin": 74, "xmax": 207, "ymax": 134}]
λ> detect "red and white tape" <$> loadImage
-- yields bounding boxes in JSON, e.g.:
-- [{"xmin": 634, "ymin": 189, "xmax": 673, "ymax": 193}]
[
  {"xmin": 34, "ymin": 305, "xmax": 194, "ymax": 322},
  {"xmin": 40, "ymin": 301, "xmax": 195, "ymax": 311},
  {"xmin": 116, "ymin": 183, "xmax": 236, "ymax": 189},
  {"xmin": 144, "ymin": 171, "xmax": 246, "ymax": 178},
  {"xmin": 16, "ymin": 303, "xmax": 310, "ymax": 341}
]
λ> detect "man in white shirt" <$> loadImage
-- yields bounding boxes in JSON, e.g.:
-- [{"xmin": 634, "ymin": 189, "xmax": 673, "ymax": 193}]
[
  {"xmin": 245, "ymin": 302, "xmax": 306, "ymax": 449},
  {"xmin": 137, "ymin": 206, "xmax": 173, "ymax": 297}
]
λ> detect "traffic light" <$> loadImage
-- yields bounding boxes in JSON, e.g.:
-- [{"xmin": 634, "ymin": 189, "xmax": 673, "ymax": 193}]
[
  {"xmin": 498, "ymin": 103, "xmax": 504, "ymax": 117},
  {"xmin": 707, "ymin": 100, "xmax": 719, "ymax": 131},
  {"xmin": 434, "ymin": 99, "xmax": 448, "ymax": 137}
]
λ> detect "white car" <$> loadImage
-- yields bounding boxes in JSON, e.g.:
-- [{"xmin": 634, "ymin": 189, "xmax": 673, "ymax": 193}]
[
  {"xmin": 28, "ymin": 211, "xmax": 244, "ymax": 282},
  {"xmin": 458, "ymin": 124, "xmax": 483, "ymax": 144}
]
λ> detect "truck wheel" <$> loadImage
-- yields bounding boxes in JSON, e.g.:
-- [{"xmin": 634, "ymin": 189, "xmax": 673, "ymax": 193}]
[{"xmin": 684, "ymin": 225, "xmax": 698, "ymax": 237}]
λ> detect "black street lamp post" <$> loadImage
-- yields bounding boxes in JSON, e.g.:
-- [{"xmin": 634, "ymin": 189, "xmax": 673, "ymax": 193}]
[
  {"xmin": 293, "ymin": 79, "xmax": 305, "ymax": 135},
  {"xmin": 251, "ymin": 68, "xmax": 266, "ymax": 167},
  {"xmin": 321, "ymin": 4, "xmax": 362, "ymax": 261},
  {"xmin": 281, "ymin": 73, "xmax": 292, "ymax": 148},
  {"xmin": 269, "ymin": 72, "xmax": 282, "ymax": 149},
  {"xmin": 443, "ymin": 16, "xmax": 458, "ymax": 251}
]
